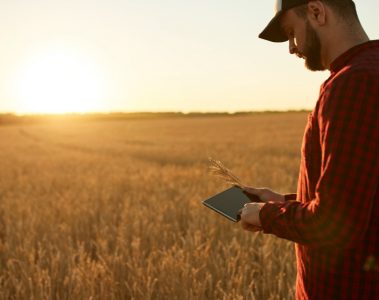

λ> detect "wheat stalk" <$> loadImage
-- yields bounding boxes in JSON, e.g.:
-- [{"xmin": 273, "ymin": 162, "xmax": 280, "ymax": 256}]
[{"xmin": 208, "ymin": 157, "xmax": 246, "ymax": 188}]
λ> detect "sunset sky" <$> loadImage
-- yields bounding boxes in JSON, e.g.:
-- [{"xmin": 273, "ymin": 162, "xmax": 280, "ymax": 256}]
[{"xmin": 1, "ymin": 0, "xmax": 378, "ymax": 114}]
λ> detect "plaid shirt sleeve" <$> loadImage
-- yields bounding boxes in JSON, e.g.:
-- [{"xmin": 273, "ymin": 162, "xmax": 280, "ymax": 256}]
[{"xmin": 259, "ymin": 71, "xmax": 379, "ymax": 248}]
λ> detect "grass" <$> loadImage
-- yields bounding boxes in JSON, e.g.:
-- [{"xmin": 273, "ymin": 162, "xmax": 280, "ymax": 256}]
[{"xmin": 0, "ymin": 112, "xmax": 307, "ymax": 299}]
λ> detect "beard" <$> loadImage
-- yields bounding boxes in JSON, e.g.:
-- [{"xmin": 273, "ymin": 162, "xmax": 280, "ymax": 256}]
[{"xmin": 303, "ymin": 21, "xmax": 325, "ymax": 71}]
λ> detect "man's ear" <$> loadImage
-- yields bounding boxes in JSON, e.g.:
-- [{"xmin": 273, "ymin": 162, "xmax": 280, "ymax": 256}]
[{"xmin": 307, "ymin": 1, "xmax": 326, "ymax": 26}]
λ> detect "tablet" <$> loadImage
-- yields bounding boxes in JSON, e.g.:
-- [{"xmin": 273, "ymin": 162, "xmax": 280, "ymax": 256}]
[{"xmin": 202, "ymin": 186, "xmax": 260, "ymax": 222}]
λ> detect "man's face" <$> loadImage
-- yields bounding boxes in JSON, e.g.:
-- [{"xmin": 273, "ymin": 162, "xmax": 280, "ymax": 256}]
[
  {"xmin": 281, "ymin": 9, "xmax": 325, "ymax": 71},
  {"xmin": 303, "ymin": 20, "xmax": 324, "ymax": 71}
]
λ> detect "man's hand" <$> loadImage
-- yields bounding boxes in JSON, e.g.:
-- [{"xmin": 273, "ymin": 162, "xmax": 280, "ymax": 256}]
[
  {"xmin": 239, "ymin": 187, "xmax": 285, "ymax": 232},
  {"xmin": 242, "ymin": 187, "xmax": 285, "ymax": 203},
  {"xmin": 239, "ymin": 202, "xmax": 266, "ymax": 232}
]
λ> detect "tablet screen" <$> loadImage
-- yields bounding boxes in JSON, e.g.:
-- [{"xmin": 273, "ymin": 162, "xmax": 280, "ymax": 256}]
[{"xmin": 202, "ymin": 186, "xmax": 253, "ymax": 222}]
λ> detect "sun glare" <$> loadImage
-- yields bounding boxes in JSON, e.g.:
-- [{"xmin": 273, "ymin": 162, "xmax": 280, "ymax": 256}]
[{"xmin": 13, "ymin": 47, "xmax": 107, "ymax": 114}]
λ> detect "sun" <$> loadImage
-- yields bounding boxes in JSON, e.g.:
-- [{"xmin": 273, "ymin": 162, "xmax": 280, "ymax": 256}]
[{"xmin": 13, "ymin": 46, "xmax": 107, "ymax": 114}]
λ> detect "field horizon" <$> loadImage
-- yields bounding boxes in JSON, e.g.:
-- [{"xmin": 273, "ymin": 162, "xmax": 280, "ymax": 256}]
[{"xmin": 0, "ymin": 110, "xmax": 311, "ymax": 125}]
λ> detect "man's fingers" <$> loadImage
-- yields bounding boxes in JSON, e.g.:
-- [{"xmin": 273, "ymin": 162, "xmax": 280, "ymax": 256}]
[
  {"xmin": 241, "ymin": 220, "xmax": 251, "ymax": 230},
  {"xmin": 243, "ymin": 187, "xmax": 260, "ymax": 195},
  {"xmin": 242, "ymin": 187, "xmax": 263, "ymax": 202},
  {"xmin": 239, "ymin": 203, "xmax": 249, "ymax": 217},
  {"xmin": 244, "ymin": 187, "xmax": 268, "ymax": 196},
  {"xmin": 241, "ymin": 220, "xmax": 261, "ymax": 232}
]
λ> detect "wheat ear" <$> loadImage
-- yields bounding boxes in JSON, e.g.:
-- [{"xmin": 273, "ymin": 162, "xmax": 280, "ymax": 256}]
[{"xmin": 208, "ymin": 158, "xmax": 246, "ymax": 188}]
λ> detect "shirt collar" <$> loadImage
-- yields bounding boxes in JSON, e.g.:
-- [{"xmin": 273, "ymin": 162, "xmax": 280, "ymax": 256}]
[{"xmin": 330, "ymin": 40, "xmax": 379, "ymax": 74}]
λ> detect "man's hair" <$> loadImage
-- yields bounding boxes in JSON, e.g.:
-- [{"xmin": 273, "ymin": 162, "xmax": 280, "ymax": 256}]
[{"xmin": 294, "ymin": 0, "xmax": 359, "ymax": 22}]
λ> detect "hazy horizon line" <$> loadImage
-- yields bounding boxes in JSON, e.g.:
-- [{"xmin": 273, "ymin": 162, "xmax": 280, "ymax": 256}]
[
  {"xmin": 0, "ymin": 108, "xmax": 312, "ymax": 117},
  {"xmin": 0, "ymin": 109, "xmax": 311, "ymax": 125}
]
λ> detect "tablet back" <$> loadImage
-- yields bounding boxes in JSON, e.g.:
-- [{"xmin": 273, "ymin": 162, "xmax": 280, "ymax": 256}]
[{"xmin": 202, "ymin": 186, "xmax": 254, "ymax": 222}]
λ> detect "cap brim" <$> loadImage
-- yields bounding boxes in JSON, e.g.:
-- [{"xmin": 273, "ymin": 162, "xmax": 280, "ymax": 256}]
[{"xmin": 259, "ymin": 12, "xmax": 288, "ymax": 43}]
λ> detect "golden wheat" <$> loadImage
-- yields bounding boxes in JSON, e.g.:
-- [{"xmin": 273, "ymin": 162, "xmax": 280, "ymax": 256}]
[
  {"xmin": 208, "ymin": 158, "xmax": 246, "ymax": 188},
  {"xmin": 0, "ymin": 112, "xmax": 307, "ymax": 299}
]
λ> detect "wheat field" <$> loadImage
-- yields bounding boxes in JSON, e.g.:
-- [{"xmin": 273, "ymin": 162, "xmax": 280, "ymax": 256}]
[{"xmin": 0, "ymin": 112, "xmax": 308, "ymax": 300}]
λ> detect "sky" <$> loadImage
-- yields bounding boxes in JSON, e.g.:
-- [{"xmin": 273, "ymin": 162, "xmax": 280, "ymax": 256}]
[{"xmin": 0, "ymin": 0, "xmax": 378, "ymax": 114}]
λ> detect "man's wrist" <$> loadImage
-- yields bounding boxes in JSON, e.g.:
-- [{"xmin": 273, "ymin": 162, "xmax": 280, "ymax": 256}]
[{"xmin": 256, "ymin": 202, "xmax": 266, "ymax": 227}]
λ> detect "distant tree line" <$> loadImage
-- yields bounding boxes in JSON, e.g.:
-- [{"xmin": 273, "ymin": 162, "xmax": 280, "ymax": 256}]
[{"xmin": 0, "ymin": 110, "xmax": 311, "ymax": 125}]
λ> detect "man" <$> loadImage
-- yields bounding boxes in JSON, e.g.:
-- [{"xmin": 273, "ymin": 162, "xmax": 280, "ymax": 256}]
[{"xmin": 240, "ymin": 0, "xmax": 379, "ymax": 299}]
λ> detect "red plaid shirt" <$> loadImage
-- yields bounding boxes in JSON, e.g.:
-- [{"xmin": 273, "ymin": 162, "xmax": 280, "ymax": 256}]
[{"xmin": 260, "ymin": 40, "xmax": 379, "ymax": 300}]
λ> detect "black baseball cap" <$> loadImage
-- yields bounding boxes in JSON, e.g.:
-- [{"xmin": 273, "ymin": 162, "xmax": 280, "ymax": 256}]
[{"xmin": 259, "ymin": 0, "xmax": 309, "ymax": 43}]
